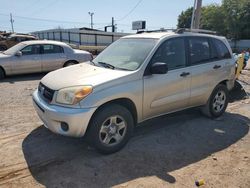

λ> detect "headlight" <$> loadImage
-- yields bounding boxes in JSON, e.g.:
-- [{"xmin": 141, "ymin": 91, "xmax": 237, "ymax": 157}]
[{"xmin": 56, "ymin": 86, "xmax": 93, "ymax": 105}]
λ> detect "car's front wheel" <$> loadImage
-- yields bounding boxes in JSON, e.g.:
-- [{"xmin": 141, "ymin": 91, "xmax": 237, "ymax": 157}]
[
  {"xmin": 201, "ymin": 84, "xmax": 229, "ymax": 118},
  {"xmin": 87, "ymin": 104, "xmax": 134, "ymax": 154}
]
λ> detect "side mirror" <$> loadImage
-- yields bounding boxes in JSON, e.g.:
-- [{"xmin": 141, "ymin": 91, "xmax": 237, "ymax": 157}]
[
  {"xmin": 15, "ymin": 51, "xmax": 22, "ymax": 57},
  {"xmin": 150, "ymin": 62, "xmax": 168, "ymax": 74}
]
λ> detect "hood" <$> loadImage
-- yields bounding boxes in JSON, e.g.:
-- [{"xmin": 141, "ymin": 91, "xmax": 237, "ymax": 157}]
[{"xmin": 41, "ymin": 63, "xmax": 133, "ymax": 90}]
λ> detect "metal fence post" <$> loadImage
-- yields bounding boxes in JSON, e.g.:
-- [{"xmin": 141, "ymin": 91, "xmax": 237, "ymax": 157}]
[
  {"xmin": 68, "ymin": 31, "xmax": 70, "ymax": 43},
  {"xmin": 60, "ymin": 31, "xmax": 62, "ymax": 42},
  {"xmin": 53, "ymin": 32, "xmax": 55, "ymax": 40},
  {"xmin": 95, "ymin": 34, "xmax": 97, "ymax": 46},
  {"xmin": 79, "ymin": 33, "xmax": 81, "ymax": 45},
  {"xmin": 112, "ymin": 34, "xmax": 114, "ymax": 42}
]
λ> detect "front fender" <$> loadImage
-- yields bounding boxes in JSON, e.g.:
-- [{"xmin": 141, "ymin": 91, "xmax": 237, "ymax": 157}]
[{"xmin": 79, "ymin": 79, "xmax": 143, "ymax": 122}]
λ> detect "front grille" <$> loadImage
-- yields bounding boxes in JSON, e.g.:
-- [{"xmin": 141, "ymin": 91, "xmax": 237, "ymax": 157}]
[{"xmin": 38, "ymin": 82, "xmax": 55, "ymax": 102}]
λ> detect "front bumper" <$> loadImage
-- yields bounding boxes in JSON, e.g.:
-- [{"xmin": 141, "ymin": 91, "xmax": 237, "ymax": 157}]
[{"xmin": 32, "ymin": 89, "xmax": 97, "ymax": 137}]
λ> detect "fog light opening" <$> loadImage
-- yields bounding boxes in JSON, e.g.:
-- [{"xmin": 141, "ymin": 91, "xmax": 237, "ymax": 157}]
[{"xmin": 61, "ymin": 122, "xmax": 69, "ymax": 132}]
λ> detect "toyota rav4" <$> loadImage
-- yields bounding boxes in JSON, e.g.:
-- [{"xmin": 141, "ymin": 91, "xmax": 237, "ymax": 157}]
[{"xmin": 33, "ymin": 29, "xmax": 235, "ymax": 154}]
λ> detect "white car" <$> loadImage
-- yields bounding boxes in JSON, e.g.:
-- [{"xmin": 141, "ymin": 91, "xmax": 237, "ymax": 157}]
[{"xmin": 0, "ymin": 40, "xmax": 93, "ymax": 79}]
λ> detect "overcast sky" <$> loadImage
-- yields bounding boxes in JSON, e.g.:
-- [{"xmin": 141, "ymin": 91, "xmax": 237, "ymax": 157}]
[{"xmin": 0, "ymin": 0, "xmax": 222, "ymax": 33}]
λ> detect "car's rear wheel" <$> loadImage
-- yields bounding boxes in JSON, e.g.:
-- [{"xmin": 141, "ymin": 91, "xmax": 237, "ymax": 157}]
[
  {"xmin": 64, "ymin": 61, "xmax": 77, "ymax": 67},
  {"xmin": 87, "ymin": 104, "xmax": 134, "ymax": 154},
  {"xmin": 0, "ymin": 68, "xmax": 5, "ymax": 79},
  {"xmin": 201, "ymin": 84, "xmax": 229, "ymax": 118}
]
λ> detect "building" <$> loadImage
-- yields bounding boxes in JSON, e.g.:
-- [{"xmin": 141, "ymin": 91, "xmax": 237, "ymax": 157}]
[{"xmin": 32, "ymin": 27, "xmax": 130, "ymax": 47}]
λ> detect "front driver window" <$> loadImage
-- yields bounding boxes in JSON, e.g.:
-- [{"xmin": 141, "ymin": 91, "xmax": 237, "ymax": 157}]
[
  {"xmin": 150, "ymin": 38, "xmax": 186, "ymax": 70},
  {"xmin": 21, "ymin": 45, "xmax": 40, "ymax": 55}
]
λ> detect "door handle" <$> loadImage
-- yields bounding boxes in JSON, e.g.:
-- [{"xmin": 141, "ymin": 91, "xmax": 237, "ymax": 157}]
[
  {"xmin": 180, "ymin": 72, "xmax": 190, "ymax": 77},
  {"xmin": 213, "ymin": 65, "xmax": 221, "ymax": 69}
]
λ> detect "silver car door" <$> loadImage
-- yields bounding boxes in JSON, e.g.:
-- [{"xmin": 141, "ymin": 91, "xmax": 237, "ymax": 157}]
[
  {"xmin": 188, "ymin": 37, "xmax": 229, "ymax": 107},
  {"xmin": 11, "ymin": 44, "xmax": 41, "ymax": 74},
  {"xmin": 143, "ymin": 37, "xmax": 191, "ymax": 120},
  {"xmin": 41, "ymin": 44, "xmax": 67, "ymax": 72}
]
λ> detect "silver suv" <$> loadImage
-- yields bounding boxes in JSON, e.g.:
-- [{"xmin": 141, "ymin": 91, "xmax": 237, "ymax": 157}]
[{"xmin": 33, "ymin": 29, "xmax": 235, "ymax": 154}]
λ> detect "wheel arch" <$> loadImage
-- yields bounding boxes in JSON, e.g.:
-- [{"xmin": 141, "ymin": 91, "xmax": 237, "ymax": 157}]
[
  {"xmin": 218, "ymin": 79, "xmax": 232, "ymax": 90},
  {"xmin": 85, "ymin": 98, "xmax": 138, "ymax": 134},
  {"xmin": 63, "ymin": 60, "xmax": 79, "ymax": 67},
  {"xmin": 0, "ymin": 66, "xmax": 6, "ymax": 77}
]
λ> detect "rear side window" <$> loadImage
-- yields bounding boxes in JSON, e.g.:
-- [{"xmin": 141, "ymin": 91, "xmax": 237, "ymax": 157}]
[
  {"xmin": 188, "ymin": 37, "xmax": 210, "ymax": 65},
  {"xmin": 42, "ymin": 44, "xmax": 64, "ymax": 54},
  {"xmin": 150, "ymin": 38, "xmax": 186, "ymax": 70},
  {"xmin": 212, "ymin": 39, "xmax": 231, "ymax": 59}
]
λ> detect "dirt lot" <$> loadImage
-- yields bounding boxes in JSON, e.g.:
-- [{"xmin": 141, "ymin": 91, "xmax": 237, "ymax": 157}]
[{"xmin": 0, "ymin": 69, "xmax": 250, "ymax": 188}]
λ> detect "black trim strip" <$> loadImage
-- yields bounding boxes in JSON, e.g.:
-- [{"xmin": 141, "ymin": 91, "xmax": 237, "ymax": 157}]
[{"xmin": 33, "ymin": 99, "xmax": 45, "ymax": 113}]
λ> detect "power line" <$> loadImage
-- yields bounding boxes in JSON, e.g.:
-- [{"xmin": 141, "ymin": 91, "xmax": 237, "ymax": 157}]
[
  {"xmin": 0, "ymin": 13, "xmax": 109, "ymax": 25},
  {"xmin": 0, "ymin": 13, "xmax": 87, "ymax": 24},
  {"xmin": 116, "ymin": 0, "xmax": 143, "ymax": 21},
  {"xmin": 29, "ymin": 0, "xmax": 59, "ymax": 16}
]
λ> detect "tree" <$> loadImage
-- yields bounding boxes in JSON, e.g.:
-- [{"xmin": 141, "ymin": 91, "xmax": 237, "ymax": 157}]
[
  {"xmin": 222, "ymin": 0, "xmax": 250, "ymax": 39},
  {"xmin": 200, "ymin": 4, "xmax": 226, "ymax": 36},
  {"xmin": 177, "ymin": 7, "xmax": 193, "ymax": 29},
  {"xmin": 177, "ymin": 0, "xmax": 250, "ymax": 39}
]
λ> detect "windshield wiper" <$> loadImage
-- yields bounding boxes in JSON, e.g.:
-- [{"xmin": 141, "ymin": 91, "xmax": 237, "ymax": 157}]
[
  {"xmin": 115, "ymin": 67, "xmax": 132, "ymax": 71},
  {"xmin": 89, "ymin": 60, "xmax": 96, "ymax": 66},
  {"xmin": 97, "ymin": 62, "xmax": 115, "ymax": 69}
]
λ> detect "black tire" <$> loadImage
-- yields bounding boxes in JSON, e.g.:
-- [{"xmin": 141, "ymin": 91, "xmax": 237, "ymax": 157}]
[
  {"xmin": 0, "ymin": 68, "xmax": 5, "ymax": 80},
  {"xmin": 64, "ymin": 61, "xmax": 77, "ymax": 67},
  {"xmin": 86, "ymin": 104, "xmax": 134, "ymax": 154},
  {"xmin": 0, "ymin": 45, "xmax": 7, "ymax": 51},
  {"xmin": 201, "ymin": 84, "xmax": 229, "ymax": 118}
]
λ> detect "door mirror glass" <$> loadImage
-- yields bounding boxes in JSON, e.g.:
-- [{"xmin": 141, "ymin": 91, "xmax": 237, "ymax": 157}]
[
  {"xmin": 15, "ymin": 51, "xmax": 22, "ymax": 57},
  {"xmin": 150, "ymin": 62, "xmax": 168, "ymax": 74}
]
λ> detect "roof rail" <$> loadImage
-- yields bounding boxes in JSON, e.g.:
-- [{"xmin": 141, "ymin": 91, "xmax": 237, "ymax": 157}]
[
  {"xmin": 137, "ymin": 28, "xmax": 174, "ymax": 34},
  {"xmin": 175, "ymin": 28, "xmax": 217, "ymax": 35}
]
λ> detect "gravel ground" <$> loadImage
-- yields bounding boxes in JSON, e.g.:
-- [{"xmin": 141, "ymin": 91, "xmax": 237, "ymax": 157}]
[{"xmin": 0, "ymin": 68, "xmax": 249, "ymax": 188}]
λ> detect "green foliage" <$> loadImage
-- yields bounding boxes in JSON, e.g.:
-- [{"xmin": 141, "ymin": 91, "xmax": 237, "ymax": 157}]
[
  {"xmin": 177, "ymin": 7, "xmax": 193, "ymax": 28},
  {"xmin": 177, "ymin": 0, "xmax": 250, "ymax": 39},
  {"xmin": 201, "ymin": 4, "xmax": 226, "ymax": 35}
]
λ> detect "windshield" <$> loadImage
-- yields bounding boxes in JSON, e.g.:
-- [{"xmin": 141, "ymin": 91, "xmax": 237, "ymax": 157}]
[
  {"xmin": 3, "ymin": 43, "xmax": 26, "ymax": 55},
  {"xmin": 93, "ymin": 38, "xmax": 157, "ymax": 71}
]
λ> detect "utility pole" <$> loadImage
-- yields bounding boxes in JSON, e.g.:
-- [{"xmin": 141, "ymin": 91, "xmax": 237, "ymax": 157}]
[
  {"xmin": 10, "ymin": 13, "xmax": 14, "ymax": 33},
  {"xmin": 88, "ymin": 12, "xmax": 94, "ymax": 29},
  {"xmin": 111, "ymin": 17, "xmax": 115, "ymax": 32},
  {"xmin": 191, "ymin": 0, "xmax": 202, "ymax": 29},
  {"xmin": 104, "ymin": 17, "xmax": 116, "ymax": 32}
]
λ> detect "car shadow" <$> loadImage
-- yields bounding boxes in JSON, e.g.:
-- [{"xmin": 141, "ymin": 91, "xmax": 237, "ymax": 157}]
[
  {"xmin": 0, "ymin": 73, "xmax": 46, "ymax": 83},
  {"xmin": 22, "ymin": 109, "xmax": 249, "ymax": 187}
]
